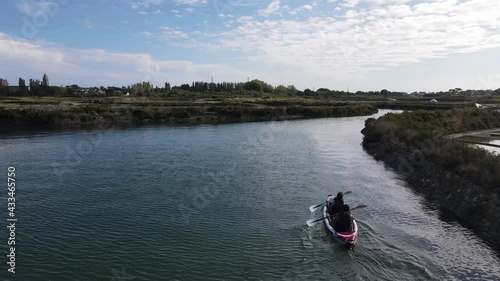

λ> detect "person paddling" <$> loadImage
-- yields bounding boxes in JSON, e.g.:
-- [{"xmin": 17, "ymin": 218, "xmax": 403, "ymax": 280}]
[
  {"xmin": 327, "ymin": 192, "xmax": 344, "ymax": 217},
  {"xmin": 330, "ymin": 204, "xmax": 354, "ymax": 232}
]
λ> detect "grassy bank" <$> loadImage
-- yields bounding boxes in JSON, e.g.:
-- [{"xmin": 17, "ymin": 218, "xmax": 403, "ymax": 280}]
[
  {"xmin": 361, "ymin": 108, "xmax": 500, "ymax": 246},
  {"xmin": 362, "ymin": 108, "xmax": 500, "ymax": 189},
  {"xmin": 0, "ymin": 96, "xmax": 378, "ymax": 127}
]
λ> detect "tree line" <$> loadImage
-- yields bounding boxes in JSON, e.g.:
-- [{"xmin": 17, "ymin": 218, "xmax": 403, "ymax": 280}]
[
  {"xmin": 1, "ymin": 76, "xmax": 500, "ymax": 98},
  {"xmin": 129, "ymin": 79, "xmax": 296, "ymax": 96}
]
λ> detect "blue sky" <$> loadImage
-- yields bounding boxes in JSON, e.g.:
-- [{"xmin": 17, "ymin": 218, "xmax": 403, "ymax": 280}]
[{"xmin": 0, "ymin": 0, "xmax": 499, "ymax": 92}]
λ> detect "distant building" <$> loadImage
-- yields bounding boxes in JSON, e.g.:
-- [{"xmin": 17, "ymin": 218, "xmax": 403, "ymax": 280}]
[
  {"xmin": 78, "ymin": 88, "xmax": 91, "ymax": 94},
  {"xmin": 42, "ymin": 73, "xmax": 49, "ymax": 86},
  {"xmin": 0, "ymin": 78, "xmax": 8, "ymax": 87},
  {"xmin": 430, "ymin": 99, "xmax": 438, "ymax": 103}
]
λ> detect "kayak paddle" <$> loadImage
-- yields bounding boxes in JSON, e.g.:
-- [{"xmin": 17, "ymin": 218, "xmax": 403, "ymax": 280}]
[
  {"xmin": 309, "ymin": 191, "xmax": 352, "ymax": 212},
  {"xmin": 306, "ymin": 204, "xmax": 367, "ymax": 227}
]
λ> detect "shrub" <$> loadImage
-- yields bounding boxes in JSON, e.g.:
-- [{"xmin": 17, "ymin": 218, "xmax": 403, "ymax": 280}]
[{"xmin": 362, "ymin": 108, "xmax": 500, "ymax": 190}]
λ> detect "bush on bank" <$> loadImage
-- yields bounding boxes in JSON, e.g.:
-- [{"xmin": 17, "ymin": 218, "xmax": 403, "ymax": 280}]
[
  {"xmin": 0, "ymin": 99, "xmax": 379, "ymax": 126},
  {"xmin": 361, "ymin": 108, "xmax": 500, "ymax": 190}
]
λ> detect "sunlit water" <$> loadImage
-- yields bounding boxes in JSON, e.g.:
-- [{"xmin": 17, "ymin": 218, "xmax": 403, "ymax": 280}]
[{"xmin": 0, "ymin": 110, "xmax": 499, "ymax": 281}]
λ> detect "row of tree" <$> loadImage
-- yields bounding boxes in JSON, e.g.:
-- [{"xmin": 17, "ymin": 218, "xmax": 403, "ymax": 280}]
[
  {"xmin": 126, "ymin": 79, "xmax": 298, "ymax": 96},
  {"xmin": 2, "ymin": 77, "xmax": 500, "ymax": 97},
  {"xmin": 171, "ymin": 80, "xmax": 278, "ymax": 94},
  {"xmin": 0, "ymin": 84, "xmax": 71, "ymax": 97}
]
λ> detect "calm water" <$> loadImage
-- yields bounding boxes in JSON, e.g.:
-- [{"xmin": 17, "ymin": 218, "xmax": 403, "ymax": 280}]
[{"xmin": 1, "ymin": 111, "xmax": 500, "ymax": 281}]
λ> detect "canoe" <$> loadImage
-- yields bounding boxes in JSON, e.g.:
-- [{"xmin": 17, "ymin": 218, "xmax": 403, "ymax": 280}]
[{"xmin": 323, "ymin": 197, "xmax": 358, "ymax": 246}]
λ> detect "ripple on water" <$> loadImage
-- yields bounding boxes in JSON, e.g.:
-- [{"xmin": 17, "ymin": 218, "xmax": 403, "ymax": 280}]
[{"xmin": 3, "ymin": 114, "xmax": 500, "ymax": 280}]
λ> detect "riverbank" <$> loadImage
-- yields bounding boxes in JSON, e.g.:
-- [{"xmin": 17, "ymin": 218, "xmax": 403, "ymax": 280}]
[
  {"xmin": 361, "ymin": 108, "xmax": 500, "ymax": 247},
  {"xmin": 0, "ymin": 96, "xmax": 379, "ymax": 128}
]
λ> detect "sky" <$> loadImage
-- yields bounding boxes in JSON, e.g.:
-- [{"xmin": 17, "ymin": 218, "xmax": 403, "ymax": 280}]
[{"xmin": 0, "ymin": 0, "xmax": 499, "ymax": 92}]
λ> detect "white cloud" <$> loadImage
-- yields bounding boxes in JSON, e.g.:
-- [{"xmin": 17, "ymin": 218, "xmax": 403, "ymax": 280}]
[
  {"xmin": 340, "ymin": 0, "xmax": 360, "ymax": 8},
  {"xmin": 6, "ymin": 0, "xmax": 500, "ymax": 91},
  {"xmin": 259, "ymin": 0, "xmax": 281, "ymax": 17},
  {"xmin": 142, "ymin": 31, "xmax": 153, "ymax": 38},
  {"xmin": 218, "ymin": 13, "xmax": 234, "ymax": 18},
  {"xmin": 129, "ymin": 0, "xmax": 165, "ymax": 9},
  {"xmin": 159, "ymin": 27, "xmax": 189, "ymax": 40},
  {"xmin": 207, "ymin": 0, "xmax": 500, "ymax": 79},
  {"xmin": 237, "ymin": 16, "xmax": 253, "ymax": 23},
  {"xmin": 0, "ymin": 32, "xmax": 249, "ymax": 86},
  {"xmin": 0, "ymin": 33, "xmax": 65, "ymax": 66},
  {"xmin": 289, "ymin": 4, "xmax": 313, "ymax": 15},
  {"xmin": 82, "ymin": 18, "xmax": 93, "ymax": 29},
  {"xmin": 174, "ymin": 0, "xmax": 207, "ymax": 5},
  {"xmin": 153, "ymin": 9, "xmax": 162, "ymax": 14}
]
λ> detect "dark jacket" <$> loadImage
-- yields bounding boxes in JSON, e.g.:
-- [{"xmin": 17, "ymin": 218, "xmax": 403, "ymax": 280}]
[
  {"xmin": 335, "ymin": 211, "xmax": 352, "ymax": 232},
  {"xmin": 328, "ymin": 198, "xmax": 344, "ymax": 216}
]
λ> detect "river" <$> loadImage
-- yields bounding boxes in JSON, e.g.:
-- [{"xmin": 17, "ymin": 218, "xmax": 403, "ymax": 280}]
[{"xmin": 0, "ymin": 110, "xmax": 499, "ymax": 281}]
